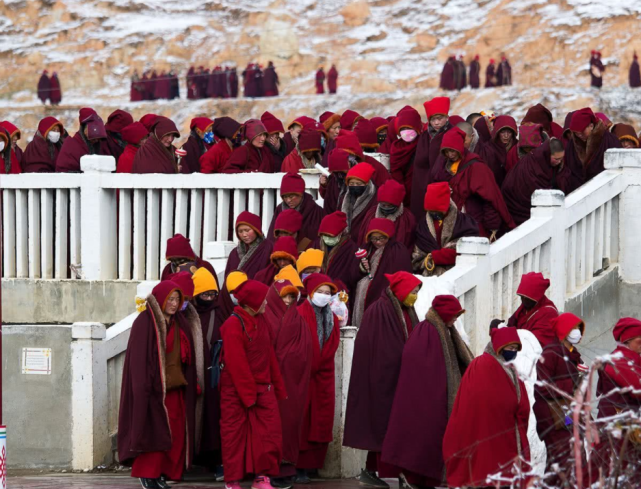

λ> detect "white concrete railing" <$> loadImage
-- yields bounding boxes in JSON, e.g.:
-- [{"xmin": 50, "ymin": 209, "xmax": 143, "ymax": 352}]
[{"xmin": 0, "ymin": 156, "xmax": 320, "ymax": 281}]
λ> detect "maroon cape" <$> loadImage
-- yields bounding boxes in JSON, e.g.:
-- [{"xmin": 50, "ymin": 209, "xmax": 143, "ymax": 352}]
[
  {"xmin": 389, "ymin": 138, "xmax": 417, "ymax": 205},
  {"xmin": 132, "ymin": 136, "xmax": 181, "ymax": 174},
  {"xmin": 344, "ymin": 289, "xmax": 416, "ymax": 452},
  {"xmin": 263, "ymin": 286, "xmax": 313, "ymax": 466},
  {"xmin": 181, "ymin": 133, "xmax": 211, "ymax": 173},
  {"xmin": 357, "ymin": 205, "xmax": 416, "ymax": 251},
  {"xmin": 507, "ymin": 295, "xmax": 558, "ymax": 348},
  {"xmin": 630, "ymin": 59, "xmax": 641, "ymax": 87},
  {"xmin": 564, "ymin": 121, "xmax": 621, "ymax": 192},
  {"xmin": 50, "ymin": 74, "xmax": 62, "ymax": 104},
  {"xmin": 56, "ymin": 132, "xmax": 110, "ymax": 172},
  {"xmin": 469, "ymin": 60, "xmax": 481, "ymax": 88},
  {"xmin": 439, "ymin": 58, "xmax": 456, "ymax": 90},
  {"xmin": 23, "ymin": 133, "xmax": 63, "ymax": 172},
  {"xmin": 222, "ymin": 144, "xmax": 274, "ymax": 173},
  {"xmin": 414, "ymin": 208, "xmax": 478, "ymax": 257},
  {"xmin": 502, "ymin": 140, "xmax": 572, "ymax": 225},
  {"xmin": 327, "ymin": 67, "xmax": 338, "ymax": 93},
  {"xmin": 263, "ymin": 66, "xmax": 279, "ymax": 96},
  {"xmin": 37, "ymin": 73, "xmax": 50, "ymax": 103},
  {"xmin": 268, "ymin": 194, "xmax": 325, "ymax": 246},
  {"xmin": 485, "ymin": 63, "xmax": 496, "ymax": 87},
  {"xmin": 443, "ymin": 350, "xmax": 531, "ymax": 488},
  {"xmin": 478, "ymin": 124, "xmax": 517, "ymax": 188}
]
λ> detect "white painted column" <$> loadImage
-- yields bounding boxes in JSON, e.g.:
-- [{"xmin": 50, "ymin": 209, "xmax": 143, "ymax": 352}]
[
  {"xmin": 203, "ymin": 241, "xmax": 236, "ymax": 285},
  {"xmin": 79, "ymin": 155, "xmax": 117, "ymax": 280}
]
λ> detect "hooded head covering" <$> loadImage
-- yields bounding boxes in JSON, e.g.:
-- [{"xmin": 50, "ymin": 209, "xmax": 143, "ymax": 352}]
[
  {"xmin": 335, "ymin": 130, "xmax": 365, "ymax": 160},
  {"xmin": 274, "ymin": 209, "xmax": 303, "ymax": 235},
  {"xmin": 152, "ymin": 116, "xmax": 180, "ymax": 139},
  {"xmin": 491, "ymin": 115, "xmax": 518, "ymax": 142},
  {"xmin": 346, "ymin": 162, "xmax": 375, "ymax": 184},
  {"xmin": 37, "ymin": 117, "xmax": 62, "ymax": 138},
  {"xmin": 490, "ymin": 327, "xmax": 522, "ymax": 354},
  {"xmin": 328, "ymin": 149, "xmax": 350, "ymax": 173},
  {"xmin": 424, "ymin": 182, "xmax": 451, "ymax": 213},
  {"xmin": 432, "ymin": 295, "xmax": 464, "ymax": 323},
  {"xmin": 612, "ymin": 123, "xmax": 639, "ymax": 147},
  {"xmin": 0, "ymin": 121, "xmax": 20, "ymax": 140},
  {"xmin": 516, "ymin": 272, "xmax": 550, "ymax": 302},
  {"xmin": 234, "ymin": 279, "xmax": 269, "ymax": 313},
  {"xmin": 371, "ymin": 117, "xmax": 389, "ymax": 134},
  {"xmin": 340, "ymin": 110, "xmax": 363, "ymax": 131},
  {"xmin": 192, "ymin": 267, "xmax": 219, "ymax": 296},
  {"xmin": 354, "ymin": 118, "xmax": 380, "ymax": 150},
  {"xmin": 139, "ymin": 114, "xmax": 158, "ymax": 131},
  {"xmin": 165, "ymin": 234, "xmax": 196, "ymax": 260},
  {"xmin": 213, "ymin": 117, "xmax": 242, "ymax": 140},
  {"xmin": 261, "ymin": 111, "xmax": 285, "ymax": 134},
  {"xmin": 121, "ymin": 122, "xmax": 149, "ymax": 145},
  {"xmin": 319, "ymin": 211, "xmax": 348, "ymax": 237},
  {"xmin": 440, "ymin": 127, "xmax": 466, "ymax": 157},
  {"xmin": 235, "ymin": 211, "xmax": 263, "ymax": 238},
  {"xmin": 377, "ymin": 179, "xmax": 405, "ymax": 207},
  {"xmin": 518, "ymin": 123, "xmax": 544, "ymax": 149},
  {"xmin": 521, "ymin": 104, "xmax": 553, "ymax": 134},
  {"xmin": 271, "ymin": 236, "xmax": 299, "ymax": 264},
  {"xmin": 613, "ymin": 317, "xmax": 641, "ymax": 343},
  {"xmin": 81, "ymin": 113, "xmax": 107, "ymax": 140},
  {"xmin": 106, "ymin": 110, "xmax": 134, "ymax": 133},
  {"xmin": 551, "ymin": 312, "xmax": 585, "ymax": 342},
  {"xmin": 385, "ymin": 271, "xmax": 422, "ymax": 302},
  {"xmin": 168, "ymin": 271, "xmax": 195, "ymax": 300},
  {"xmin": 280, "ymin": 172, "xmax": 305, "ymax": 196},
  {"xmin": 395, "ymin": 106, "xmax": 422, "ymax": 133},
  {"xmin": 569, "ymin": 108, "xmax": 597, "ymax": 133},
  {"xmin": 190, "ymin": 117, "xmax": 214, "ymax": 133},
  {"xmin": 322, "ymin": 113, "xmax": 342, "ymax": 132},
  {"xmin": 299, "ymin": 127, "xmax": 322, "ymax": 153},
  {"xmin": 152, "ymin": 280, "xmax": 184, "ymax": 310},
  {"xmin": 273, "ymin": 278, "xmax": 300, "ymax": 298},
  {"xmin": 319, "ymin": 111, "xmax": 335, "ymax": 124},
  {"xmin": 303, "ymin": 273, "xmax": 337, "ymax": 296},
  {"xmin": 365, "ymin": 218, "xmax": 396, "ymax": 241},
  {"xmin": 297, "ymin": 249, "xmax": 325, "ymax": 273},
  {"xmin": 243, "ymin": 119, "xmax": 268, "ymax": 142}
]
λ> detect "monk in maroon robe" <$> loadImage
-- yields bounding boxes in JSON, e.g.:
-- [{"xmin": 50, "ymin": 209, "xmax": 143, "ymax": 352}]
[
  {"xmin": 612, "ymin": 122, "xmax": 640, "ymax": 148},
  {"xmin": 219, "ymin": 280, "xmax": 286, "ymax": 488},
  {"xmin": 254, "ymin": 237, "xmax": 299, "ymax": 286},
  {"xmin": 335, "ymin": 129, "xmax": 389, "ymax": 189},
  {"xmin": 630, "ymin": 53, "xmax": 641, "ymax": 87},
  {"xmin": 37, "ymin": 70, "xmax": 50, "ymax": 104},
  {"xmin": 478, "ymin": 115, "xmax": 518, "ymax": 187},
  {"xmin": 505, "ymin": 272, "xmax": 559, "ymax": 348},
  {"xmin": 56, "ymin": 108, "xmax": 109, "ymax": 172},
  {"xmin": 222, "ymin": 119, "xmax": 274, "ymax": 173},
  {"xmin": 443, "ymin": 327, "xmax": 531, "ymax": 488},
  {"xmin": 0, "ymin": 122, "xmax": 22, "ymax": 174},
  {"xmin": 319, "ymin": 149, "xmax": 349, "ymax": 215},
  {"xmin": 590, "ymin": 51, "xmax": 604, "ymax": 88},
  {"xmin": 327, "ymin": 65, "xmax": 338, "ymax": 94},
  {"xmin": 469, "ymin": 55, "xmax": 481, "ymax": 88},
  {"xmin": 181, "ymin": 117, "xmax": 214, "ymax": 173},
  {"xmin": 339, "ymin": 163, "xmax": 378, "ymax": 244},
  {"xmin": 263, "ymin": 280, "xmax": 313, "ymax": 481},
  {"xmin": 497, "ymin": 55, "xmax": 512, "ymax": 85},
  {"xmin": 439, "ymin": 56, "xmax": 456, "ymax": 90},
  {"xmin": 23, "ymin": 117, "xmax": 65, "ymax": 172},
  {"xmin": 315, "ymin": 68, "xmax": 325, "ymax": 94},
  {"xmin": 200, "ymin": 117, "xmax": 242, "ymax": 174},
  {"xmin": 0, "ymin": 128, "xmax": 19, "ymax": 174},
  {"xmin": 521, "ymin": 103, "xmax": 554, "ymax": 135},
  {"xmin": 413, "ymin": 182, "xmax": 479, "ymax": 276},
  {"xmin": 160, "ymin": 233, "xmax": 219, "ymax": 288},
  {"xmin": 357, "ymin": 179, "xmax": 416, "ymax": 250},
  {"xmin": 502, "ymin": 138, "xmax": 571, "ymax": 225},
  {"xmin": 344, "ymin": 272, "xmax": 422, "ymax": 486},
  {"xmin": 383, "ymin": 295, "xmax": 474, "ymax": 487},
  {"xmin": 564, "ymin": 107, "xmax": 621, "ymax": 192},
  {"xmin": 105, "ymin": 109, "xmax": 134, "ymax": 161},
  {"xmin": 410, "ymin": 97, "xmax": 452, "ymax": 221},
  {"xmin": 431, "ymin": 127, "xmax": 515, "ymax": 239},
  {"xmin": 485, "ymin": 59, "xmax": 496, "ymax": 87},
  {"xmin": 118, "ymin": 280, "xmax": 204, "ymax": 488},
  {"xmin": 132, "ymin": 116, "xmax": 184, "ymax": 174},
  {"xmin": 390, "ymin": 107, "xmax": 422, "ymax": 206},
  {"xmin": 50, "ymin": 71, "xmax": 62, "ymax": 104},
  {"xmin": 262, "ymin": 112, "xmax": 287, "ymax": 171},
  {"xmin": 263, "ymin": 62, "xmax": 279, "ymax": 96},
  {"xmin": 295, "ymin": 274, "xmax": 340, "ymax": 482},
  {"xmin": 117, "ymin": 122, "xmax": 148, "ymax": 174}
]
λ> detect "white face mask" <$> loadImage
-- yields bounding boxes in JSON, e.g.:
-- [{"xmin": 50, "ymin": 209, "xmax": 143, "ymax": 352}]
[
  {"xmin": 230, "ymin": 294, "xmax": 239, "ymax": 306},
  {"xmin": 0, "ymin": 142, "xmax": 4, "ymax": 152},
  {"xmin": 48, "ymin": 131, "xmax": 61, "ymax": 143},
  {"xmin": 567, "ymin": 329, "xmax": 582, "ymax": 345},
  {"xmin": 399, "ymin": 129, "xmax": 417, "ymax": 143},
  {"xmin": 311, "ymin": 292, "xmax": 332, "ymax": 308}
]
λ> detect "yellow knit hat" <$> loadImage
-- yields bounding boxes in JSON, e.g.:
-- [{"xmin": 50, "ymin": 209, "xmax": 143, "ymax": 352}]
[
  {"xmin": 296, "ymin": 249, "xmax": 325, "ymax": 274},
  {"xmin": 225, "ymin": 270, "xmax": 248, "ymax": 293},
  {"xmin": 192, "ymin": 267, "xmax": 219, "ymax": 297},
  {"xmin": 274, "ymin": 265, "xmax": 304, "ymax": 289}
]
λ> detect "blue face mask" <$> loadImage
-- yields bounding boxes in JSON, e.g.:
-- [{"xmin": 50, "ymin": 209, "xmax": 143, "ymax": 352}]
[
  {"xmin": 301, "ymin": 272, "xmax": 311, "ymax": 281},
  {"xmin": 203, "ymin": 131, "xmax": 215, "ymax": 144},
  {"xmin": 501, "ymin": 350, "xmax": 518, "ymax": 362},
  {"xmin": 181, "ymin": 301, "xmax": 189, "ymax": 311},
  {"xmin": 320, "ymin": 135, "xmax": 326, "ymax": 150}
]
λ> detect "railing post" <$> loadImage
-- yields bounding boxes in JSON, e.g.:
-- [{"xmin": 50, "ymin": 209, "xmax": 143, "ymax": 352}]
[
  {"xmin": 80, "ymin": 155, "xmax": 117, "ymax": 280},
  {"xmin": 531, "ymin": 190, "xmax": 566, "ymax": 308}
]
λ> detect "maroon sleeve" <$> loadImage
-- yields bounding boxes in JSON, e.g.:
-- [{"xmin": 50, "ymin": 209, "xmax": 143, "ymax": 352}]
[
  {"xmin": 221, "ymin": 146, "xmax": 248, "ymax": 174},
  {"xmin": 431, "ymin": 248, "xmax": 457, "ymax": 265},
  {"xmin": 606, "ymin": 359, "xmax": 641, "ymax": 398},
  {"xmin": 535, "ymin": 348, "xmax": 574, "ymax": 399},
  {"xmin": 469, "ymin": 165, "xmax": 516, "ymax": 229},
  {"xmin": 221, "ymin": 317, "xmax": 257, "ymax": 407}
]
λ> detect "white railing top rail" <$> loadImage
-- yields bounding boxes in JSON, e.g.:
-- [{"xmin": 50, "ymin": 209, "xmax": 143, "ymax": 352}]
[{"xmin": 0, "ymin": 173, "xmax": 82, "ymax": 189}]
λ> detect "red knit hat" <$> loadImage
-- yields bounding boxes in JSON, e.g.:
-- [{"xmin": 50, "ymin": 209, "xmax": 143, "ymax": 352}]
[
  {"xmin": 234, "ymin": 279, "xmax": 270, "ymax": 313},
  {"xmin": 371, "ymin": 117, "xmax": 389, "ymax": 134},
  {"xmin": 303, "ymin": 273, "xmax": 337, "ymax": 296},
  {"xmin": 424, "ymin": 97, "xmax": 451, "ymax": 120},
  {"xmin": 261, "ymin": 111, "xmax": 285, "ymax": 134},
  {"xmin": 271, "ymin": 236, "xmax": 299, "ymax": 264},
  {"xmin": 335, "ymin": 130, "xmax": 365, "ymax": 160},
  {"xmin": 377, "ymin": 179, "xmax": 405, "ymax": 206},
  {"xmin": 424, "ymin": 182, "xmax": 451, "ymax": 213},
  {"xmin": 166, "ymin": 234, "xmax": 196, "ymax": 260},
  {"xmin": 288, "ymin": 116, "xmax": 316, "ymax": 130},
  {"xmin": 190, "ymin": 117, "xmax": 214, "ymax": 132},
  {"xmin": 121, "ymin": 122, "xmax": 149, "ymax": 145},
  {"xmin": 346, "ymin": 162, "xmax": 375, "ymax": 184},
  {"xmin": 319, "ymin": 211, "xmax": 348, "ymax": 237},
  {"xmin": 354, "ymin": 118, "xmax": 379, "ymax": 150},
  {"xmin": 365, "ymin": 218, "xmax": 396, "ymax": 241},
  {"xmin": 274, "ymin": 209, "xmax": 303, "ymax": 235},
  {"xmin": 152, "ymin": 280, "xmax": 184, "ymax": 310},
  {"xmin": 518, "ymin": 123, "xmax": 544, "ymax": 149},
  {"xmin": 569, "ymin": 108, "xmax": 597, "ymax": 133},
  {"xmin": 328, "ymin": 149, "xmax": 350, "ymax": 173},
  {"xmin": 440, "ymin": 127, "xmax": 466, "ymax": 157},
  {"xmin": 340, "ymin": 110, "xmax": 362, "ymax": 131},
  {"xmin": 432, "ymin": 295, "xmax": 464, "ymax": 323},
  {"xmin": 385, "ymin": 271, "xmax": 422, "ymax": 302},
  {"xmin": 140, "ymin": 114, "xmax": 158, "ymax": 131},
  {"xmin": 395, "ymin": 107, "xmax": 422, "ymax": 134},
  {"xmin": 167, "ymin": 271, "xmax": 195, "ymax": 300},
  {"xmin": 490, "ymin": 327, "xmax": 522, "ymax": 354},
  {"xmin": 299, "ymin": 127, "xmax": 322, "ymax": 153},
  {"xmin": 552, "ymin": 313, "xmax": 585, "ymax": 342},
  {"xmin": 37, "ymin": 117, "xmax": 63, "ymax": 138},
  {"xmin": 280, "ymin": 172, "xmax": 305, "ymax": 196},
  {"xmin": 613, "ymin": 317, "xmax": 641, "ymax": 342},
  {"xmin": 517, "ymin": 272, "xmax": 550, "ymax": 302},
  {"xmin": 235, "ymin": 211, "xmax": 263, "ymax": 238}
]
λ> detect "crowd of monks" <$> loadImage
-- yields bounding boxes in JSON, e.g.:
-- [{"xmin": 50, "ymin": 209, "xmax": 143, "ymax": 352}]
[
  {"xmin": 315, "ymin": 65, "xmax": 339, "ymax": 94},
  {"xmin": 36, "ymin": 70, "xmax": 62, "ymax": 105},
  {"xmin": 130, "ymin": 70, "xmax": 181, "ymax": 101},
  {"xmin": 4, "ymin": 98, "xmax": 641, "ymax": 488},
  {"xmin": 439, "ymin": 54, "xmax": 512, "ymax": 90}
]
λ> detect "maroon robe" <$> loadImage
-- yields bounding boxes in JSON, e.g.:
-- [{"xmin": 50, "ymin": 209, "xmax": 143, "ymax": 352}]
[
  {"xmin": 263, "ymin": 286, "xmax": 313, "ymax": 469},
  {"xmin": 389, "ymin": 138, "xmax": 418, "ymax": 205},
  {"xmin": 37, "ymin": 73, "xmax": 50, "ymax": 103},
  {"xmin": 268, "ymin": 193, "xmax": 326, "ymax": 246},
  {"xmin": 478, "ymin": 117, "xmax": 517, "ymax": 188},
  {"xmin": 339, "ymin": 182, "xmax": 378, "ymax": 244},
  {"xmin": 357, "ymin": 204, "xmax": 416, "ymax": 251},
  {"xmin": 23, "ymin": 133, "xmax": 63, "ymax": 173},
  {"xmin": 469, "ymin": 59, "xmax": 481, "ymax": 88},
  {"xmin": 630, "ymin": 59, "xmax": 641, "ymax": 87},
  {"xmin": 439, "ymin": 58, "xmax": 456, "ymax": 90},
  {"xmin": 263, "ymin": 66, "xmax": 279, "ymax": 96},
  {"xmin": 132, "ymin": 135, "xmax": 182, "ymax": 174},
  {"xmin": 485, "ymin": 63, "xmax": 496, "ymax": 87},
  {"xmin": 50, "ymin": 74, "xmax": 62, "ymax": 104},
  {"xmin": 56, "ymin": 131, "xmax": 109, "ymax": 173},
  {"xmin": 502, "ymin": 140, "xmax": 572, "ymax": 225},
  {"xmin": 221, "ymin": 144, "xmax": 274, "ymax": 173},
  {"xmin": 181, "ymin": 133, "xmax": 211, "ymax": 173},
  {"xmin": 507, "ymin": 295, "xmax": 558, "ymax": 348},
  {"xmin": 319, "ymin": 173, "xmax": 346, "ymax": 215},
  {"xmin": 327, "ymin": 66, "xmax": 338, "ymax": 94},
  {"xmin": 315, "ymin": 69, "xmax": 325, "ymax": 94}
]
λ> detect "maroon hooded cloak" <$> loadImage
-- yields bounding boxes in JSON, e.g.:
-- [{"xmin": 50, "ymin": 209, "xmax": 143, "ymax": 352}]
[
  {"xmin": 485, "ymin": 61, "xmax": 496, "ymax": 88},
  {"xmin": 478, "ymin": 115, "xmax": 518, "ymax": 187},
  {"xmin": 37, "ymin": 71, "xmax": 50, "ymax": 103},
  {"xmin": 23, "ymin": 117, "xmax": 64, "ymax": 173},
  {"xmin": 439, "ymin": 57, "xmax": 456, "ymax": 90},
  {"xmin": 327, "ymin": 66, "xmax": 338, "ymax": 94},
  {"xmin": 105, "ymin": 110, "xmax": 134, "ymax": 161},
  {"xmin": 268, "ymin": 193, "xmax": 326, "ymax": 248},
  {"xmin": 222, "ymin": 144, "xmax": 274, "ymax": 173},
  {"xmin": 469, "ymin": 58, "xmax": 481, "ymax": 88},
  {"xmin": 132, "ymin": 117, "xmax": 183, "ymax": 174},
  {"xmin": 630, "ymin": 56, "xmax": 641, "ymax": 87},
  {"xmin": 56, "ymin": 111, "xmax": 110, "ymax": 172}
]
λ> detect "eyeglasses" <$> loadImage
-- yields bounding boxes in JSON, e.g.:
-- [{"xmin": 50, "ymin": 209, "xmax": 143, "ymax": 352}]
[
  {"xmin": 370, "ymin": 235, "xmax": 388, "ymax": 243},
  {"xmin": 200, "ymin": 292, "xmax": 218, "ymax": 300}
]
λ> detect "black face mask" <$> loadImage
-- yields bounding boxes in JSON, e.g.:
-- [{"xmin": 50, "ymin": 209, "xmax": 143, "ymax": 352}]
[
  {"xmin": 429, "ymin": 211, "xmax": 445, "ymax": 221},
  {"xmin": 196, "ymin": 295, "xmax": 215, "ymax": 307},
  {"xmin": 232, "ymin": 133, "xmax": 243, "ymax": 148},
  {"xmin": 336, "ymin": 174, "xmax": 346, "ymax": 187},
  {"xmin": 349, "ymin": 186, "xmax": 366, "ymax": 197},
  {"xmin": 379, "ymin": 204, "xmax": 397, "ymax": 216},
  {"xmin": 377, "ymin": 132, "xmax": 388, "ymax": 145},
  {"xmin": 501, "ymin": 350, "xmax": 518, "ymax": 362}
]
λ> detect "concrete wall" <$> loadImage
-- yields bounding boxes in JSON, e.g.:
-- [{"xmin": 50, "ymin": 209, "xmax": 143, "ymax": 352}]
[
  {"xmin": 1, "ymin": 279, "xmax": 139, "ymax": 324},
  {"xmin": 3, "ymin": 325, "xmax": 73, "ymax": 469},
  {"xmin": 618, "ymin": 280, "xmax": 641, "ymax": 319}
]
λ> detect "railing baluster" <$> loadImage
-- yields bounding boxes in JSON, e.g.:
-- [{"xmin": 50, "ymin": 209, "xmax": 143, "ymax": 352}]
[
  {"xmin": 604, "ymin": 199, "xmax": 612, "ymax": 261},
  {"xmin": 262, "ymin": 189, "xmax": 276, "ymax": 235},
  {"xmin": 203, "ymin": 189, "xmax": 217, "ymax": 243},
  {"xmin": 189, "ymin": 189, "xmax": 204, "ymax": 256},
  {"xmin": 569, "ymin": 225, "xmax": 577, "ymax": 293},
  {"xmin": 247, "ymin": 189, "xmax": 260, "ymax": 216},
  {"xmin": 175, "ymin": 189, "xmax": 189, "ymax": 237},
  {"xmin": 132, "ymin": 189, "xmax": 146, "ymax": 280},
  {"xmin": 146, "ymin": 189, "xmax": 161, "ymax": 280},
  {"xmin": 55, "ymin": 189, "xmax": 68, "ymax": 279},
  {"xmin": 586, "ymin": 211, "xmax": 596, "ymax": 279},
  {"xmin": 70, "ymin": 188, "xmax": 81, "ymax": 272},
  {"xmin": 2, "ymin": 189, "xmax": 16, "ymax": 278},
  {"xmin": 15, "ymin": 189, "xmax": 28, "ymax": 278},
  {"xmin": 232, "ymin": 189, "xmax": 247, "ymax": 242},
  {"xmin": 160, "ymin": 189, "xmax": 175, "ymax": 273},
  {"xmin": 217, "ymin": 189, "xmax": 230, "ymax": 241},
  {"xmin": 594, "ymin": 204, "xmax": 604, "ymax": 272},
  {"xmin": 41, "ymin": 189, "xmax": 54, "ymax": 279},
  {"xmin": 118, "ymin": 189, "xmax": 132, "ymax": 280},
  {"xmin": 579, "ymin": 217, "xmax": 587, "ymax": 287},
  {"xmin": 533, "ymin": 245, "xmax": 541, "ymax": 273}
]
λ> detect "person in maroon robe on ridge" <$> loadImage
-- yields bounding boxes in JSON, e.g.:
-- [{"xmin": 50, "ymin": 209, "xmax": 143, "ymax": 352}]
[
  {"xmin": 49, "ymin": 72, "xmax": 62, "ymax": 105},
  {"xmin": 357, "ymin": 179, "xmax": 416, "ymax": 251},
  {"xmin": 118, "ymin": 280, "xmax": 204, "ymax": 489},
  {"xmin": 630, "ymin": 53, "xmax": 641, "ymax": 88},
  {"xmin": 132, "ymin": 116, "xmax": 183, "ymax": 174},
  {"xmin": 130, "ymin": 70, "xmax": 143, "ymax": 102},
  {"xmin": 37, "ymin": 70, "xmax": 50, "ymax": 104},
  {"xmin": 295, "ymin": 274, "xmax": 340, "ymax": 484},
  {"xmin": 485, "ymin": 58, "xmax": 497, "ymax": 87},
  {"xmin": 496, "ymin": 54, "xmax": 512, "ymax": 86},
  {"xmin": 439, "ymin": 55, "xmax": 456, "ymax": 90},
  {"xmin": 478, "ymin": 115, "xmax": 518, "ymax": 187},
  {"xmin": 410, "ymin": 96, "xmax": 452, "ymax": 221},
  {"xmin": 56, "ymin": 108, "xmax": 109, "ymax": 172},
  {"xmin": 181, "ymin": 117, "xmax": 214, "ymax": 173},
  {"xmin": 117, "ymin": 122, "xmax": 149, "ymax": 173},
  {"xmin": 431, "ymin": 126, "xmax": 515, "ymax": 239},
  {"xmin": 219, "ymin": 280, "xmax": 286, "ymax": 489},
  {"xmin": 222, "ymin": 119, "xmax": 274, "ymax": 173},
  {"xmin": 262, "ymin": 61, "xmax": 279, "ymax": 97},
  {"xmin": 344, "ymin": 272, "xmax": 422, "ymax": 487},
  {"xmin": 315, "ymin": 67, "xmax": 325, "ymax": 94},
  {"xmin": 23, "ymin": 117, "xmax": 65, "ymax": 172},
  {"xmin": 502, "ymin": 138, "xmax": 571, "ymax": 225},
  {"xmin": 186, "ymin": 67, "xmax": 196, "ymax": 99},
  {"xmin": 104, "ymin": 109, "xmax": 134, "ymax": 161},
  {"xmin": 389, "ymin": 107, "xmax": 422, "ymax": 206},
  {"xmin": 230, "ymin": 67, "xmax": 239, "ymax": 98},
  {"xmin": 263, "ymin": 279, "xmax": 314, "ymax": 484},
  {"xmin": 469, "ymin": 55, "xmax": 481, "ymax": 88},
  {"xmin": 327, "ymin": 64, "xmax": 338, "ymax": 94},
  {"xmin": 564, "ymin": 107, "xmax": 621, "ymax": 192},
  {"xmin": 412, "ymin": 182, "xmax": 479, "ymax": 277},
  {"xmin": 382, "ymin": 295, "xmax": 474, "ymax": 488},
  {"xmin": 443, "ymin": 327, "xmax": 531, "ymax": 489},
  {"xmin": 200, "ymin": 117, "xmax": 242, "ymax": 174},
  {"xmin": 590, "ymin": 51, "xmax": 604, "ymax": 88}
]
